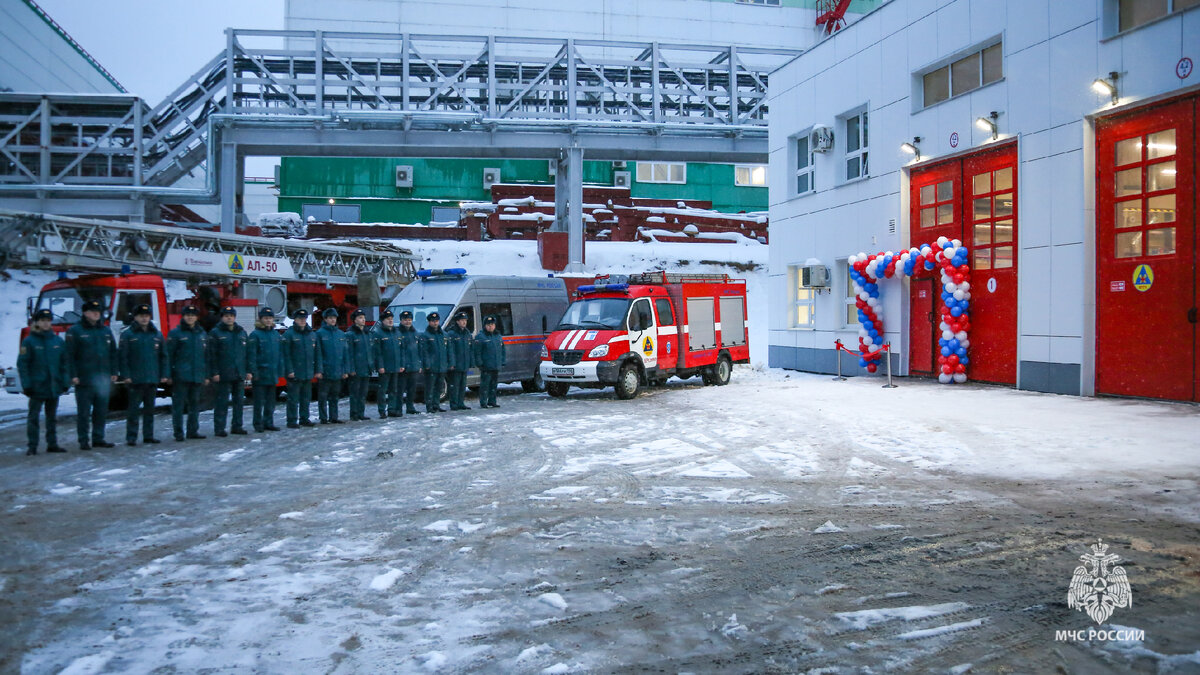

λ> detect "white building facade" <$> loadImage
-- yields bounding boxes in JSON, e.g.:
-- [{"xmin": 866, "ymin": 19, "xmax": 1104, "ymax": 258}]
[
  {"xmin": 768, "ymin": 0, "xmax": 1200, "ymax": 401},
  {"xmin": 0, "ymin": 0, "xmax": 123, "ymax": 93}
]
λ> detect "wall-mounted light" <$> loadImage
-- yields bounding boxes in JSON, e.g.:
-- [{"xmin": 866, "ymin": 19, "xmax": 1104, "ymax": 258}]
[
  {"xmin": 900, "ymin": 136, "xmax": 922, "ymax": 161},
  {"xmin": 975, "ymin": 111, "xmax": 999, "ymax": 141},
  {"xmin": 1092, "ymin": 71, "xmax": 1119, "ymax": 105},
  {"xmin": 328, "ymin": 198, "xmax": 336, "ymax": 205}
]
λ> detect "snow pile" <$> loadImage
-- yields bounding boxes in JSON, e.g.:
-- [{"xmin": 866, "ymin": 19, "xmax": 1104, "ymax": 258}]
[{"xmin": 257, "ymin": 212, "xmax": 306, "ymax": 238}]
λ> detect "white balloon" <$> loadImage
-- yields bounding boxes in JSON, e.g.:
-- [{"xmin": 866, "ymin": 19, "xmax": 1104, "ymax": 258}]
[
  {"xmin": 963, "ymin": 291, "xmax": 972, "ymax": 301},
  {"xmin": 857, "ymin": 251, "xmax": 867, "ymax": 260},
  {"xmin": 952, "ymin": 239, "xmax": 962, "ymax": 248},
  {"xmin": 960, "ymin": 281, "xmax": 970, "ymax": 292},
  {"xmin": 955, "ymin": 331, "xmax": 968, "ymax": 342},
  {"xmin": 944, "ymin": 246, "xmax": 956, "ymax": 259},
  {"xmin": 867, "ymin": 296, "xmax": 879, "ymax": 307},
  {"xmin": 953, "ymin": 290, "xmax": 965, "ymax": 301},
  {"xmin": 944, "ymin": 282, "xmax": 956, "ymax": 293},
  {"xmin": 858, "ymin": 292, "xmax": 870, "ymax": 302},
  {"xmin": 959, "ymin": 339, "xmax": 970, "ymax": 349},
  {"xmin": 953, "ymin": 372, "xmax": 968, "ymax": 383},
  {"xmin": 942, "ymin": 330, "xmax": 953, "ymax": 340},
  {"xmin": 936, "ymin": 236, "xmax": 948, "ymax": 246},
  {"xmin": 938, "ymin": 373, "xmax": 952, "ymax": 384},
  {"xmin": 885, "ymin": 250, "xmax": 894, "ymax": 257},
  {"xmin": 939, "ymin": 322, "xmax": 950, "ymax": 332}
]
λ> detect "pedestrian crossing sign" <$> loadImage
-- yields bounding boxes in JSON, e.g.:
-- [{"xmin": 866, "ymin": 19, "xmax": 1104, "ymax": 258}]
[
  {"xmin": 1132, "ymin": 264, "xmax": 1153, "ymax": 292},
  {"xmin": 228, "ymin": 254, "xmax": 244, "ymax": 275}
]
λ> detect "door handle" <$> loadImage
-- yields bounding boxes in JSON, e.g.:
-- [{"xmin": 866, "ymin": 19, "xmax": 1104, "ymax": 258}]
[
  {"xmin": 1189, "ymin": 307, "xmax": 1198, "ymax": 324},
  {"xmin": 928, "ymin": 311, "xmax": 936, "ymax": 322}
]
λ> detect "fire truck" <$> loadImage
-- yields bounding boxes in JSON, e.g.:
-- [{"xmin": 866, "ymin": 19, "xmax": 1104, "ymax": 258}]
[
  {"xmin": 1, "ymin": 211, "xmax": 418, "ymax": 398},
  {"xmin": 539, "ymin": 272, "xmax": 749, "ymax": 399}
]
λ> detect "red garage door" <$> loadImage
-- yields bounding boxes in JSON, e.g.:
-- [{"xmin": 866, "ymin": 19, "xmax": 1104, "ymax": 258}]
[
  {"xmin": 909, "ymin": 142, "xmax": 1019, "ymax": 385},
  {"xmin": 1096, "ymin": 95, "xmax": 1197, "ymax": 401}
]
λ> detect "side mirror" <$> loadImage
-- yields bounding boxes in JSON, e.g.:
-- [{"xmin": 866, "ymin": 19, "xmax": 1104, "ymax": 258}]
[
  {"xmin": 102, "ymin": 308, "xmax": 113, "ymax": 322},
  {"xmin": 25, "ymin": 297, "xmax": 34, "ymax": 320}
]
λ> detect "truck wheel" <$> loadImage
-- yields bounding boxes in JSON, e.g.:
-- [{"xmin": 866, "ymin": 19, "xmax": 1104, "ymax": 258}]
[
  {"xmin": 521, "ymin": 369, "xmax": 544, "ymax": 393},
  {"xmin": 713, "ymin": 356, "xmax": 732, "ymax": 386},
  {"xmin": 546, "ymin": 382, "xmax": 570, "ymax": 398},
  {"xmin": 615, "ymin": 363, "xmax": 641, "ymax": 400}
]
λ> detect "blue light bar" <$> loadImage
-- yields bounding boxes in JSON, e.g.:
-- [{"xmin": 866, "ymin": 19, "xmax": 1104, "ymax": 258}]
[
  {"xmin": 416, "ymin": 269, "xmax": 432, "ymax": 277},
  {"xmin": 578, "ymin": 283, "xmax": 628, "ymax": 294},
  {"xmin": 417, "ymin": 267, "xmax": 468, "ymax": 280},
  {"xmin": 578, "ymin": 284, "xmax": 595, "ymax": 293}
]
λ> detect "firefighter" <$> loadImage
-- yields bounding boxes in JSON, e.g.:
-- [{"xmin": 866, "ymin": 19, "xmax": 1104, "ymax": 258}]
[
  {"xmin": 208, "ymin": 306, "xmax": 250, "ymax": 437},
  {"xmin": 419, "ymin": 312, "xmax": 448, "ymax": 413},
  {"xmin": 18, "ymin": 308, "xmax": 69, "ymax": 454},
  {"xmin": 64, "ymin": 299, "xmax": 117, "ymax": 450},
  {"xmin": 346, "ymin": 309, "xmax": 374, "ymax": 421},
  {"xmin": 396, "ymin": 310, "xmax": 422, "ymax": 415},
  {"xmin": 445, "ymin": 310, "xmax": 473, "ymax": 410},
  {"xmin": 473, "ymin": 314, "xmax": 506, "ymax": 408},
  {"xmin": 247, "ymin": 307, "xmax": 284, "ymax": 432},
  {"xmin": 315, "ymin": 307, "xmax": 349, "ymax": 424},
  {"xmin": 371, "ymin": 309, "xmax": 403, "ymax": 418},
  {"xmin": 118, "ymin": 304, "xmax": 168, "ymax": 446},
  {"xmin": 167, "ymin": 305, "xmax": 209, "ymax": 442},
  {"xmin": 282, "ymin": 308, "xmax": 321, "ymax": 428}
]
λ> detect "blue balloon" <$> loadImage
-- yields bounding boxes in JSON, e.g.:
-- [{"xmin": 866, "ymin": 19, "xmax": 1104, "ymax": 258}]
[
  {"xmin": 948, "ymin": 338, "xmax": 959, "ymax": 351},
  {"xmin": 956, "ymin": 347, "xmax": 967, "ymax": 357},
  {"xmin": 960, "ymin": 356, "xmax": 969, "ymax": 365},
  {"xmin": 859, "ymin": 358, "xmax": 868, "ymax": 367},
  {"xmin": 863, "ymin": 320, "xmax": 873, "ymax": 331},
  {"xmin": 924, "ymin": 261, "xmax": 935, "ymax": 270},
  {"xmin": 951, "ymin": 306, "xmax": 963, "ymax": 317},
  {"xmin": 940, "ymin": 346, "xmax": 951, "ymax": 357},
  {"xmin": 870, "ymin": 330, "xmax": 880, "ymax": 340}
]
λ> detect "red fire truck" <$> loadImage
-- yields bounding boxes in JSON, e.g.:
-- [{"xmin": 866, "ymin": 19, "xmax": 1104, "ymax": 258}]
[{"xmin": 539, "ymin": 272, "xmax": 750, "ymax": 399}]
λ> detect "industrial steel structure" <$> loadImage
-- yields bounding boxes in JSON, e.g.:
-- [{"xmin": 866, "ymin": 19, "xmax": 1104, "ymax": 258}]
[{"xmin": 0, "ymin": 29, "xmax": 799, "ymax": 270}]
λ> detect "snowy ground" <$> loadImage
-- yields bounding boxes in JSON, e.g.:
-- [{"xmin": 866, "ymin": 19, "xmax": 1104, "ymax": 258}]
[{"xmin": 1, "ymin": 368, "xmax": 1198, "ymax": 673}]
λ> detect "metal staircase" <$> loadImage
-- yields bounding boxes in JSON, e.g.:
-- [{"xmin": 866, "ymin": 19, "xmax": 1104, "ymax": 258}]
[
  {"xmin": 0, "ymin": 210, "xmax": 418, "ymax": 286},
  {"xmin": 0, "ymin": 30, "xmax": 800, "ymax": 211}
]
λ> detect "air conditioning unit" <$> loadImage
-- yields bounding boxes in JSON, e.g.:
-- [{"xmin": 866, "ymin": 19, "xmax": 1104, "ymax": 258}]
[
  {"xmin": 810, "ymin": 125, "xmax": 834, "ymax": 153},
  {"xmin": 613, "ymin": 170, "xmax": 631, "ymax": 188},
  {"xmin": 483, "ymin": 168, "xmax": 501, "ymax": 190},
  {"xmin": 801, "ymin": 265, "xmax": 830, "ymax": 288},
  {"xmin": 395, "ymin": 165, "xmax": 413, "ymax": 188},
  {"xmin": 612, "ymin": 160, "xmax": 628, "ymax": 169},
  {"xmin": 547, "ymin": 159, "xmax": 557, "ymax": 177}
]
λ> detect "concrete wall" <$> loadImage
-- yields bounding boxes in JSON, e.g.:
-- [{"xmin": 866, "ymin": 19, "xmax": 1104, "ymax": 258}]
[
  {"xmin": 0, "ymin": 0, "xmax": 122, "ymax": 93},
  {"xmin": 767, "ymin": 0, "xmax": 1200, "ymax": 395}
]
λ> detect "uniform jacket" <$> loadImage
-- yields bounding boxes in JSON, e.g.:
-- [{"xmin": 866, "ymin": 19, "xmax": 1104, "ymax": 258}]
[
  {"xmin": 397, "ymin": 323, "xmax": 422, "ymax": 372},
  {"xmin": 371, "ymin": 324, "xmax": 404, "ymax": 373},
  {"xmin": 246, "ymin": 322, "xmax": 285, "ymax": 383},
  {"xmin": 473, "ymin": 330, "xmax": 507, "ymax": 371},
  {"xmin": 419, "ymin": 325, "xmax": 450, "ymax": 373},
  {"xmin": 446, "ymin": 325, "xmax": 474, "ymax": 371},
  {"xmin": 17, "ymin": 329, "xmax": 69, "ymax": 398},
  {"xmin": 119, "ymin": 322, "xmax": 169, "ymax": 384},
  {"xmin": 345, "ymin": 324, "xmax": 374, "ymax": 375},
  {"xmin": 282, "ymin": 323, "xmax": 322, "ymax": 380},
  {"xmin": 208, "ymin": 322, "xmax": 249, "ymax": 381},
  {"xmin": 64, "ymin": 318, "xmax": 117, "ymax": 381},
  {"xmin": 315, "ymin": 323, "xmax": 350, "ymax": 378},
  {"xmin": 167, "ymin": 322, "xmax": 209, "ymax": 384}
]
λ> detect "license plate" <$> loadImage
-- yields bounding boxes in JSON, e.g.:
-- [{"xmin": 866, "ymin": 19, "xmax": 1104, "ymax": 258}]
[{"xmin": 552, "ymin": 367, "xmax": 573, "ymax": 376}]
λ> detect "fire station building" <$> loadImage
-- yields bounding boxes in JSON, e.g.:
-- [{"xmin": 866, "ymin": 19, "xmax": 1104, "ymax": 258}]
[{"xmin": 767, "ymin": 0, "xmax": 1199, "ymax": 401}]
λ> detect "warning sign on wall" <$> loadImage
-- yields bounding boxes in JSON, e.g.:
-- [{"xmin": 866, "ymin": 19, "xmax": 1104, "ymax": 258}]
[{"xmin": 1132, "ymin": 264, "xmax": 1154, "ymax": 292}]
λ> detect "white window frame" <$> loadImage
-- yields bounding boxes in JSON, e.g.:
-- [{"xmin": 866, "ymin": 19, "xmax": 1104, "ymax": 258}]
[
  {"xmin": 790, "ymin": 265, "xmax": 816, "ymax": 329},
  {"xmin": 915, "ymin": 38, "xmax": 1003, "ymax": 110},
  {"xmin": 839, "ymin": 107, "xmax": 869, "ymax": 183},
  {"xmin": 1104, "ymin": 0, "xmax": 1197, "ymax": 37},
  {"xmin": 636, "ymin": 162, "xmax": 687, "ymax": 184},
  {"xmin": 789, "ymin": 129, "xmax": 816, "ymax": 198},
  {"xmin": 735, "ymin": 0, "xmax": 781, "ymax": 5},
  {"xmin": 840, "ymin": 260, "xmax": 860, "ymax": 328},
  {"xmin": 735, "ymin": 164, "xmax": 768, "ymax": 187}
]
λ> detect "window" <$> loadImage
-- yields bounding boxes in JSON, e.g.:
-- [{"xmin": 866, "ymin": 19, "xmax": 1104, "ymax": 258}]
[
  {"xmin": 301, "ymin": 203, "xmax": 361, "ymax": 223},
  {"xmin": 921, "ymin": 41, "xmax": 1003, "ymax": 108},
  {"xmin": 654, "ymin": 298, "xmax": 675, "ymax": 326},
  {"xmin": 636, "ymin": 162, "xmax": 686, "ymax": 184},
  {"xmin": 795, "ymin": 134, "xmax": 815, "ymax": 195},
  {"xmin": 735, "ymin": 164, "xmax": 768, "ymax": 187},
  {"xmin": 628, "ymin": 299, "xmax": 655, "ymax": 331},
  {"xmin": 480, "ymin": 303, "xmax": 514, "ymax": 335},
  {"xmin": 115, "ymin": 291, "xmax": 153, "ymax": 325},
  {"xmin": 1112, "ymin": 128, "xmax": 1178, "ymax": 259},
  {"xmin": 843, "ymin": 264, "xmax": 860, "ymax": 327},
  {"xmin": 845, "ymin": 111, "xmax": 868, "ymax": 181},
  {"xmin": 736, "ymin": 0, "xmax": 780, "ymax": 4},
  {"xmin": 970, "ymin": 165, "xmax": 1017, "ymax": 269},
  {"xmin": 451, "ymin": 306, "xmax": 476, "ymax": 332},
  {"xmin": 1117, "ymin": 0, "xmax": 1199, "ymax": 31},
  {"xmin": 791, "ymin": 266, "xmax": 815, "ymax": 328},
  {"xmin": 918, "ymin": 178, "xmax": 956, "ymax": 229},
  {"xmin": 431, "ymin": 206, "xmax": 459, "ymax": 223}
]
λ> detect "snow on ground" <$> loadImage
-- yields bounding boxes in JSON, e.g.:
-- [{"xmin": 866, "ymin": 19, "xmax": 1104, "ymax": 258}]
[{"xmin": 0, "ymin": 368, "xmax": 1197, "ymax": 673}]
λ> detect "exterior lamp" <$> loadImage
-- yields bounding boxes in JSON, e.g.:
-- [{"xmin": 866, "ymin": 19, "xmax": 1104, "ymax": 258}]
[
  {"xmin": 900, "ymin": 136, "xmax": 921, "ymax": 161},
  {"xmin": 328, "ymin": 198, "xmax": 335, "ymax": 205},
  {"xmin": 975, "ymin": 111, "xmax": 999, "ymax": 140},
  {"xmin": 1092, "ymin": 72, "xmax": 1119, "ymax": 105}
]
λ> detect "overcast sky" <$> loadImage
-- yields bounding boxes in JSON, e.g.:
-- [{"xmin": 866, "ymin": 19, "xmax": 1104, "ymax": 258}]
[{"xmin": 36, "ymin": 0, "xmax": 284, "ymax": 104}]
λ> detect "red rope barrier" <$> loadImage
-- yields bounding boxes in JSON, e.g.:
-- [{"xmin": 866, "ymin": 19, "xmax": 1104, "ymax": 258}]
[{"xmin": 834, "ymin": 339, "xmax": 889, "ymax": 361}]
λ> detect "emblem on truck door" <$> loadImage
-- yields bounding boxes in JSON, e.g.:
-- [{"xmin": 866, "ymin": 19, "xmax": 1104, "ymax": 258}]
[{"xmin": 642, "ymin": 336, "xmax": 654, "ymax": 355}]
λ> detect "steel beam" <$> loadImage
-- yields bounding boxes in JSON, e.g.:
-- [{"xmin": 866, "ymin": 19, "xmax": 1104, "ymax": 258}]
[{"xmin": 565, "ymin": 146, "xmax": 584, "ymax": 273}]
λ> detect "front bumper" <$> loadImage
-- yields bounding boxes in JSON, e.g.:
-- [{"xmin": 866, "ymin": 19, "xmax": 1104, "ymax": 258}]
[
  {"xmin": 3, "ymin": 367, "xmax": 19, "ymax": 395},
  {"xmin": 540, "ymin": 359, "xmax": 622, "ymax": 385}
]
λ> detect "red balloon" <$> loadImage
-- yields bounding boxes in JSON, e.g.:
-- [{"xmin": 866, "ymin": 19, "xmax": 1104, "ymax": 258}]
[
  {"xmin": 955, "ymin": 364, "xmax": 966, "ymax": 373},
  {"xmin": 937, "ymin": 355, "xmax": 947, "ymax": 364},
  {"xmin": 866, "ymin": 363, "xmax": 878, "ymax": 373},
  {"xmin": 953, "ymin": 273, "xmax": 964, "ymax": 284},
  {"xmin": 948, "ymin": 354, "xmax": 959, "ymax": 366},
  {"xmin": 941, "ymin": 364, "xmax": 952, "ymax": 374}
]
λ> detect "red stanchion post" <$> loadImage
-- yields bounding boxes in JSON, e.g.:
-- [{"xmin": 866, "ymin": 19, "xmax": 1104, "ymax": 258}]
[{"xmin": 833, "ymin": 339, "xmax": 847, "ymax": 381}]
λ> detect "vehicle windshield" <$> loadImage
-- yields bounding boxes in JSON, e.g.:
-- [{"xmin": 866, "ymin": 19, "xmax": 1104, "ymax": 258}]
[
  {"xmin": 556, "ymin": 297, "xmax": 630, "ymax": 330},
  {"xmin": 36, "ymin": 287, "xmax": 113, "ymax": 324},
  {"xmin": 387, "ymin": 303, "xmax": 452, "ymax": 327}
]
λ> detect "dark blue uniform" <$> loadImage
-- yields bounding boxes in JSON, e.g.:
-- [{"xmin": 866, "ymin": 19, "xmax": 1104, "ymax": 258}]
[
  {"xmin": 247, "ymin": 320, "xmax": 284, "ymax": 431},
  {"xmin": 397, "ymin": 322, "xmax": 422, "ymax": 414},
  {"xmin": 419, "ymin": 322, "xmax": 449, "ymax": 412},
  {"xmin": 207, "ymin": 319, "xmax": 249, "ymax": 435},
  {"xmin": 345, "ymin": 322, "xmax": 374, "ymax": 420},
  {"xmin": 371, "ymin": 321, "xmax": 403, "ymax": 417},
  {"xmin": 167, "ymin": 320, "xmax": 209, "ymax": 440},
  {"xmin": 315, "ymin": 321, "xmax": 349, "ymax": 423},
  {"xmin": 18, "ymin": 326, "xmax": 69, "ymax": 453},
  {"xmin": 445, "ymin": 324, "xmax": 473, "ymax": 410},
  {"xmin": 282, "ymin": 321, "xmax": 321, "ymax": 427},
  {"xmin": 473, "ymin": 327, "xmax": 506, "ymax": 408},
  {"xmin": 64, "ymin": 317, "xmax": 117, "ymax": 447},
  {"xmin": 119, "ymin": 321, "xmax": 168, "ymax": 444}
]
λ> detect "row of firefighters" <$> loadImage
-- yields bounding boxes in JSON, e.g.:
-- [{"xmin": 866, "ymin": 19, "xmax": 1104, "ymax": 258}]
[{"xmin": 16, "ymin": 303, "xmax": 508, "ymax": 454}]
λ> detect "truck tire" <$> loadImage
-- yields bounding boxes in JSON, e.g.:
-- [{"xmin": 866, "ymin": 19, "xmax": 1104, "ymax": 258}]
[
  {"xmin": 546, "ymin": 382, "xmax": 570, "ymax": 398},
  {"xmin": 713, "ymin": 355, "xmax": 732, "ymax": 386},
  {"xmin": 615, "ymin": 363, "xmax": 641, "ymax": 400},
  {"xmin": 521, "ymin": 369, "xmax": 544, "ymax": 393}
]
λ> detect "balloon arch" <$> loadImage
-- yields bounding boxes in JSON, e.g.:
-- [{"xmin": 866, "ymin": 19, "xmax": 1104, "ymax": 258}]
[{"xmin": 848, "ymin": 237, "xmax": 972, "ymax": 384}]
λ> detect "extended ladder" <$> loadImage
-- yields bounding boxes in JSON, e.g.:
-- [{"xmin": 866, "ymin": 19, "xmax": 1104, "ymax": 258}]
[{"xmin": 0, "ymin": 210, "xmax": 418, "ymax": 286}]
